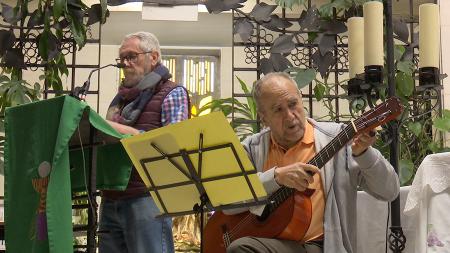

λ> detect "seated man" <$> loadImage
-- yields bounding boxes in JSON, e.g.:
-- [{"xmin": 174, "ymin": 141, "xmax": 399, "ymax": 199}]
[{"xmin": 227, "ymin": 72, "xmax": 400, "ymax": 253}]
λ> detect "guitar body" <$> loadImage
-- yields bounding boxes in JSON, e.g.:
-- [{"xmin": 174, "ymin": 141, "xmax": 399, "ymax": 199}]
[
  {"xmin": 203, "ymin": 192, "xmax": 312, "ymax": 253},
  {"xmin": 203, "ymin": 98, "xmax": 403, "ymax": 253}
]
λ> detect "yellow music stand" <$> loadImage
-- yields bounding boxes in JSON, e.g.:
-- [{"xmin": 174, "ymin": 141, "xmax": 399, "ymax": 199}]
[
  {"xmin": 121, "ymin": 112, "xmax": 267, "ymax": 252},
  {"xmin": 121, "ymin": 112, "xmax": 267, "ymax": 216}
]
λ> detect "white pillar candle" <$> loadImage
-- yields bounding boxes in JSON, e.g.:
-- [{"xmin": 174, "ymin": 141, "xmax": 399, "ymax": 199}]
[
  {"xmin": 364, "ymin": 1, "xmax": 384, "ymax": 66},
  {"xmin": 348, "ymin": 17, "xmax": 364, "ymax": 78},
  {"xmin": 419, "ymin": 3, "xmax": 440, "ymax": 68}
]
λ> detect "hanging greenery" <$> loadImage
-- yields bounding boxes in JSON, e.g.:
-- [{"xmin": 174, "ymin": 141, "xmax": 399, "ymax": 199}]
[{"xmin": 0, "ymin": 0, "xmax": 109, "ymax": 103}]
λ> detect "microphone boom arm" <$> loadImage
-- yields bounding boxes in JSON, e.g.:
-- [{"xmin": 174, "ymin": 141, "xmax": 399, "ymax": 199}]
[{"xmin": 71, "ymin": 63, "xmax": 125, "ymax": 100}]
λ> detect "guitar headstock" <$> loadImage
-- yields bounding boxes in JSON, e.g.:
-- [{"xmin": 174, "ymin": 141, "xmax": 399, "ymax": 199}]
[{"xmin": 354, "ymin": 97, "xmax": 403, "ymax": 133}]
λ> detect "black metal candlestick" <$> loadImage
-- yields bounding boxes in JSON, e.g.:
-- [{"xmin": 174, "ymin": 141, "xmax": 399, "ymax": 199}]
[{"xmin": 385, "ymin": 0, "xmax": 406, "ymax": 252}]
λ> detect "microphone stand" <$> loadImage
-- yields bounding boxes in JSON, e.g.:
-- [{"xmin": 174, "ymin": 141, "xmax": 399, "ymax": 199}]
[
  {"xmin": 68, "ymin": 63, "xmax": 125, "ymax": 252},
  {"xmin": 71, "ymin": 63, "xmax": 126, "ymax": 101}
]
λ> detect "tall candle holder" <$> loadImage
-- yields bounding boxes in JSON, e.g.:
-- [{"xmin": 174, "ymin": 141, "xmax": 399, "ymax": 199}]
[
  {"xmin": 346, "ymin": 76, "xmax": 367, "ymax": 116},
  {"xmin": 364, "ymin": 65, "xmax": 383, "ymax": 84},
  {"xmin": 418, "ymin": 67, "xmax": 440, "ymax": 89},
  {"xmin": 363, "ymin": 65, "xmax": 383, "ymax": 107}
]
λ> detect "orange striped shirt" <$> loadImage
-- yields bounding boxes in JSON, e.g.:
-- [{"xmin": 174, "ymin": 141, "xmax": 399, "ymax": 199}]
[{"xmin": 263, "ymin": 121, "xmax": 325, "ymax": 242}]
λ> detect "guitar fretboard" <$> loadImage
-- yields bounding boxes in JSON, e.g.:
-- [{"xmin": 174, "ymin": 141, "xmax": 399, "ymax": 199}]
[{"xmin": 266, "ymin": 123, "xmax": 357, "ymax": 213}]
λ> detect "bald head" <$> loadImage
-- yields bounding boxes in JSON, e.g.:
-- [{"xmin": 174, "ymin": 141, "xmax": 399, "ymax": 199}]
[
  {"xmin": 253, "ymin": 72, "xmax": 301, "ymax": 113},
  {"xmin": 252, "ymin": 72, "xmax": 306, "ymax": 149}
]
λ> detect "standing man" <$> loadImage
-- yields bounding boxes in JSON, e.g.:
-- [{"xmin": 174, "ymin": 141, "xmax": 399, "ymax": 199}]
[
  {"xmin": 226, "ymin": 72, "xmax": 399, "ymax": 253},
  {"xmin": 100, "ymin": 32, "xmax": 189, "ymax": 253}
]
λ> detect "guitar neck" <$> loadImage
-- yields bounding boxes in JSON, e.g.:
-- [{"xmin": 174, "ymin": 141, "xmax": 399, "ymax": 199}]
[
  {"xmin": 308, "ymin": 124, "xmax": 356, "ymax": 168},
  {"xmin": 266, "ymin": 123, "xmax": 357, "ymax": 213}
]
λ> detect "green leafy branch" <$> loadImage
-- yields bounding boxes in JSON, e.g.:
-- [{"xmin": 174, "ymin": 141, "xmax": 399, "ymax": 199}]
[
  {"xmin": 197, "ymin": 76, "xmax": 258, "ymax": 140},
  {"xmin": 0, "ymin": 0, "xmax": 109, "ymax": 94}
]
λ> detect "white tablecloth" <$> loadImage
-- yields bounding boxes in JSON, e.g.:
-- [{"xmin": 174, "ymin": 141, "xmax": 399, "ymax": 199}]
[
  {"xmin": 403, "ymin": 152, "xmax": 450, "ymax": 253},
  {"xmin": 357, "ymin": 186, "xmax": 416, "ymax": 253},
  {"xmin": 355, "ymin": 153, "xmax": 450, "ymax": 253}
]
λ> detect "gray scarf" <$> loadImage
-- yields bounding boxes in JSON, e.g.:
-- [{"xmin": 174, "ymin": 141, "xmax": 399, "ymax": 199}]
[{"xmin": 107, "ymin": 64, "xmax": 171, "ymax": 125}]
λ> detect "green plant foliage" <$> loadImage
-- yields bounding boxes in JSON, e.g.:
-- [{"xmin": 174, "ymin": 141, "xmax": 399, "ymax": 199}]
[
  {"xmin": 395, "ymin": 71, "xmax": 414, "ymax": 97},
  {"xmin": 397, "ymin": 61, "xmax": 414, "ymax": 75},
  {"xmin": 433, "ymin": 110, "xmax": 450, "ymax": 132},
  {"xmin": 319, "ymin": 0, "xmax": 352, "ymax": 18},
  {"xmin": 407, "ymin": 122, "xmax": 422, "ymax": 137},
  {"xmin": 198, "ymin": 76, "xmax": 258, "ymax": 140},
  {"xmin": 313, "ymin": 82, "xmax": 325, "ymax": 101},
  {"xmin": 399, "ymin": 159, "xmax": 414, "ymax": 185},
  {"xmin": 0, "ymin": 0, "xmax": 109, "ymax": 92},
  {"xmin": 0, "ymin": 69, "xmax": 41, "ymax": 114},
  {"xmin": 394, "ymin": 45, "xmax": 405, "ymax": 61}
]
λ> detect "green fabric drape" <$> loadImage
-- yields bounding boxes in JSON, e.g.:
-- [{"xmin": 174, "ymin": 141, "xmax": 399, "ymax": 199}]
[{"xmin": 4, "ymin": 95, "xmax": 132, "ymax": 252}]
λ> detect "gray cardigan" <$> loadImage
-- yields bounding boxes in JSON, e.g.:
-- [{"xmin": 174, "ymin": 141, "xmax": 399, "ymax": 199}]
[{"xmin": 241, "ymin": 118, "xmax": 400, "ymax": 253}]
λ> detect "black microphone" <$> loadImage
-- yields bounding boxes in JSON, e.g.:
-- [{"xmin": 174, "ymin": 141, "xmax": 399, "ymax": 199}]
[{"xmin": 71, "ymin": 63, "xmax": 125, "ymax": 100}]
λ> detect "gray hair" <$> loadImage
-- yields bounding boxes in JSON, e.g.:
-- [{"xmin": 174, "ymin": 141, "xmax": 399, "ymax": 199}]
[
  {"xmin": 121, "ymin": 31, "xmax": 162, "ymax": 63},
  {"xmin": 252, "ymin": 72, "xmax": 300, "ymax": 110}
]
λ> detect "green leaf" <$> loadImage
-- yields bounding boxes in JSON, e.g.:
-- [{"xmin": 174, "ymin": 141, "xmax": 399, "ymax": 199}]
[
  {"xmin": 236, "ymin": 76, "xmax": 257, "ymax": 120},
  {"xmin": 407, "ymin": 122, "xmax": 422, "ymax": 137},
  {"xmin": 318, "ymin": 0, "xmax": 349, "ymax": 17},
  {"xmin": 354, "ymin": 0, "xmax": 376, "ymax": 5},
  {"xmin": 396, "ymin": 71, "xmax": 414, "ymax": 97},
  {"xmin": 274, "ymin": 0, "xmax": 306, "ymax": 9},
  {"xmin": 399, "ymin": 159, "xmax": 414, "ymax": 185},
  {"xmin": 308, "ymin": 32, "xmax": 318, "ymax": 43},
  {"xmin": 236, "ymin": 76, "xmax": 250, "ymax": 94},
  {"xmin": 443, "ymin": 109, "xmax": 450, "ymax": 118},
  {"xmin": 53, "ymin": 0, "xmax": 65, "ymax": 21},
  {"xmin": 10, "ymin": 86, "xmax": 29, "ymax": 106},
  {"xmin": 67, "ymin": 8, "xmax": 87, "ymax": 48},
  {"xmin": 433, "ymin": 117, "xmax": 450, "ymax": 132},
  {"xmin": 427, "ymin": 141, "xmax": 442, "ymax": 153},
  {"xmin": 101, "ymin": 0, "xmax": 108, "ymax": 23},
  {"xmin": 0, "ymin": 75, "xmax": 10, "ymax": 83},
  {"xmin": 37, "ymin": 30, "xmax": 49, "ymax": 61},
  {"xmin": 397, "ymin": 60, "xmax": 414, "ymax": 75},
  {"xmin": 34, "ymin": 82, "xmax": 41, "ymax": 91},
  {"xmin": 56, "ymin": 54, "xmax": 69, "ymax": 76},
  {"xmin": 295, "ymin": 68, "xmax": 316, "ymax": 89},
  {"xmin": 394, "ymin": 45, "xmax": 405, "ymax": 62},
  {"xmin": 313, "ymin": 83, "xmax": 325, "ymax": 101},
  {"xmin": 318, "ymin": 2, "xmax": 334, "ymax": 17},
  {"xmin": 52, "ymin": 74, "xmax": 64, "ymax": 93}
]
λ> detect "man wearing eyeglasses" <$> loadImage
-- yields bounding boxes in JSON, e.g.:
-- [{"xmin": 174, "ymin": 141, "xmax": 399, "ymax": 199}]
[{"xmin": 99, "ymin": 32, "xmax": 189, "ymax": 253}]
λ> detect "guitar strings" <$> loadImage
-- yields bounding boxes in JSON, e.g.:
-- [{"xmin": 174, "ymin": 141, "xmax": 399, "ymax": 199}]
[
  {"xmin": 227, "ymin": 125, "xmax": 356, "ymax": 239},
  {"xmin": 225, "ymin": 110, "xmax": 391, "ymax": 240}
]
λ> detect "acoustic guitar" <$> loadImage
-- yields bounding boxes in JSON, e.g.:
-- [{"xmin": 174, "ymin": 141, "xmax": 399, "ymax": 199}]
[{"xmin": 203, "ymin": 97, "xmax": 403, "ymax": 253}]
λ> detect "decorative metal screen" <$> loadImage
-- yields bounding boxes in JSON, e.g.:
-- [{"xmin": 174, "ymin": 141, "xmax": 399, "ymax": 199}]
[{"xmin": 231, "ymin": 0, "xmax": 443, "ymax": 170}]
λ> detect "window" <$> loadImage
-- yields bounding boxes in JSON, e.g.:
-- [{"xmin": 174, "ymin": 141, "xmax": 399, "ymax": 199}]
[{"xmin": 162, "ymin": 54, "xmax": 219, "ymax": 116}]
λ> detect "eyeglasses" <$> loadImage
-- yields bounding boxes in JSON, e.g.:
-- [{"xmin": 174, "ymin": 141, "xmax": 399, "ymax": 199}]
[{"xmin": 115, "ymin": 51, "xmax": 151, "ymax": 64}]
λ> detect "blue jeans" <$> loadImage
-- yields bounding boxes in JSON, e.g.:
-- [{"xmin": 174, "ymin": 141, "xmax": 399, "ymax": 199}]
[{"xmin": 98, "ymin": 195, "xmax": 174, "ymax": 253}]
